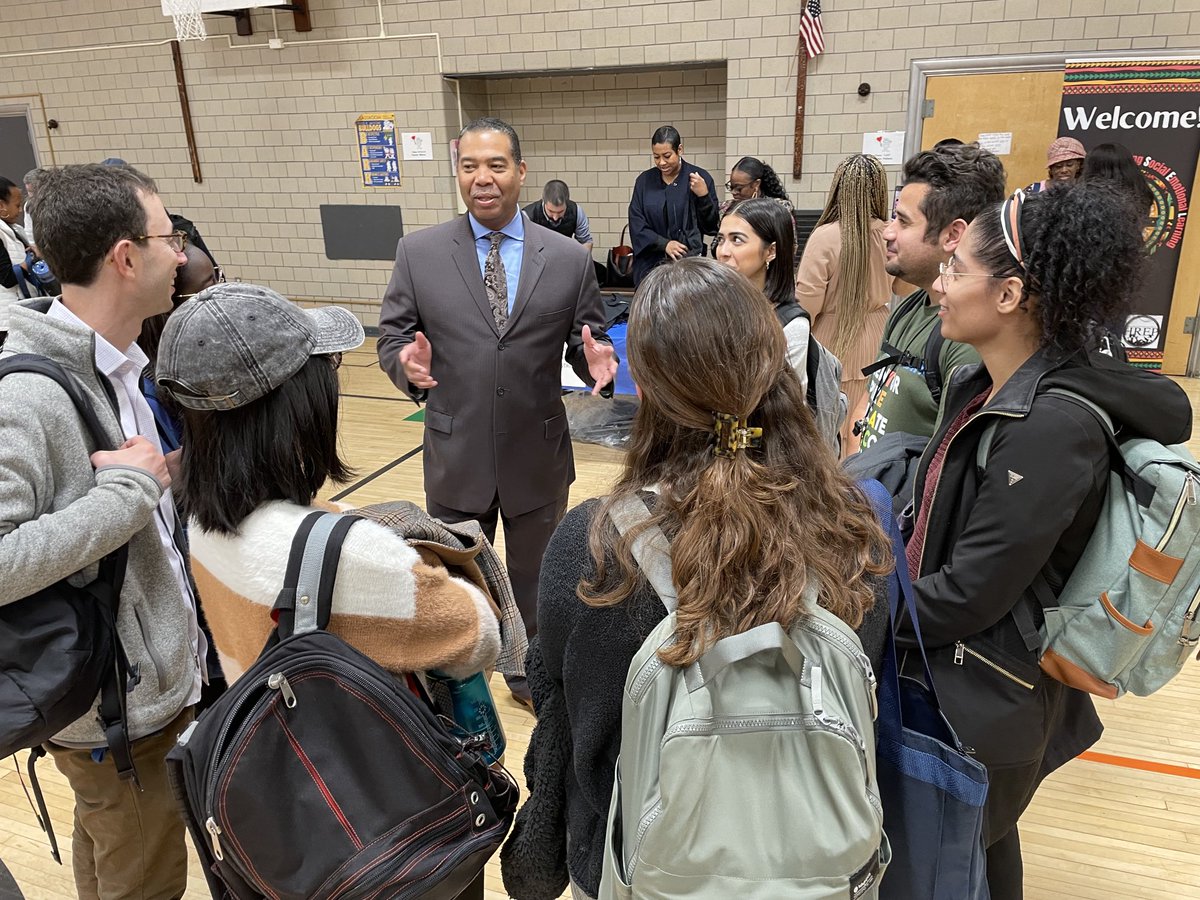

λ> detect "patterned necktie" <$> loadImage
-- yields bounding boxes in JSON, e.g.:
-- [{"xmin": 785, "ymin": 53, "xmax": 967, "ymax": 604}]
[{"xmin": 484, "ymin": 231, "xmax": 508, "ymax": 329}]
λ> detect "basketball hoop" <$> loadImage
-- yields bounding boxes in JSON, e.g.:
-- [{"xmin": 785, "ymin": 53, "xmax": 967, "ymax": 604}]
[{"xmin": 165, "ymin": 0, "xmax": 207, "ymax": 41}]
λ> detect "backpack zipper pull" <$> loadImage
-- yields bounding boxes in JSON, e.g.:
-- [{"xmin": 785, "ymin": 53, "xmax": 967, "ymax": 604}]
[
  {"xmin": 1187, "ymin": 474, "xmax": 1197, "ymax": 505},
  {"xmin": 205, "ymin": 816, "xmax": 225, "ymax": 861},
  {"xmin": 954, "ymin": 642, "xmax": 965, "ymax": 665},
  {"xmin": 268, "ymin": 672, "xmax": 297, "ymax": 708}
]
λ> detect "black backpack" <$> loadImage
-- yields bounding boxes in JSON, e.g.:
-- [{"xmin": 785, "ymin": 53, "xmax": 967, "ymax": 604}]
[
  {"xmin": 167, "ymin": 511, "xmax": 519, "ymax": 900},
  {"xmin": 0, "ymin": 354, "xmax": 138, "ymax": 862}
]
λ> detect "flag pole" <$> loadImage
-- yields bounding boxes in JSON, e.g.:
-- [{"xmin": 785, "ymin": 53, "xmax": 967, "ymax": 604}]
[{"xmin": 792, "ymin": 47, "xmax": 809, "ymax": 178}]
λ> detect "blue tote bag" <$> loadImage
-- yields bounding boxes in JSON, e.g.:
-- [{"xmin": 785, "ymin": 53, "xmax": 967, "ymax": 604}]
[{"xmin": 860, "ymin": 480, "xmax": 990, "ymax": 900}]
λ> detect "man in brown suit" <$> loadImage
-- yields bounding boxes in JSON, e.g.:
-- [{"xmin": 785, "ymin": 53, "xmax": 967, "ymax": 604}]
[{"xmin": 378, "ymin": 117, "xmax": 617, "ymax": 711}]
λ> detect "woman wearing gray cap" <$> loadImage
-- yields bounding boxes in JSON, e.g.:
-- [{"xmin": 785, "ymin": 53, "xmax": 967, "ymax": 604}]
[
  {"xmin": 155, "ymin": 282, "xmax": 502, "ymax": 688},
  {"xmin": 157, "ymin": 284, "xmax": 509, "ymax": 899}
]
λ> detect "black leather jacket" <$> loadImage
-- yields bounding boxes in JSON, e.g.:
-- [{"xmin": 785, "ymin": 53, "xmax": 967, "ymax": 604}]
[{"xmin": 897, "ymin": 349, "xmax": 1191, "ymax": 838}]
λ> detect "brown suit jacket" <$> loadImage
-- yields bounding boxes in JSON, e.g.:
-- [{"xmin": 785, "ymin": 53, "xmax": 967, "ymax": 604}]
[{"xmin": 378, "ymin": 212, "xmax": 609, "ymax": 516}]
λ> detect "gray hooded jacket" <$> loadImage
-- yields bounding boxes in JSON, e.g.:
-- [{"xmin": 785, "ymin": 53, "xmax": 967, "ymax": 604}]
[{"xmin": 0, "ymin": 300, "xmax": 199, "ymax": 746}]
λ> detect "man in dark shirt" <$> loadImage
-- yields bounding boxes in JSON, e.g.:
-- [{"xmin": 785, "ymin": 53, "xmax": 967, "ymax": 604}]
[{"xmin": 523, "ymin": 179, "xmax": 592, "ymax": 252}]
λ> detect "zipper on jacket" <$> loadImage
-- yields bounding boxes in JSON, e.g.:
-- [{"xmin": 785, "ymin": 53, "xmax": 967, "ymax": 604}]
[
  {"xmin": 953, "ymin": 641, "xmax": 1035, "ymax": 690},
  {"xmin": 914, "ymin": 409, "xmax": 1022, "ymax": 576},
  {"xmin": 131, "ymin": 605, "xmax": 168, "ymax": 691},
  {"xmin": 1155, "ymin": 473, "xmax": 1197, "ymax": 553}
]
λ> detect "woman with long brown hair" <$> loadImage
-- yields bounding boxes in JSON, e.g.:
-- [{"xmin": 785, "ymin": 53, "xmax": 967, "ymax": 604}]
[
  {"xmin": 501, "ymin": 258, "xmax": 891, "ymax": 900},
  {"xmin": 795, "ymin": 153, "xmax": 891, "ymax": 455}
]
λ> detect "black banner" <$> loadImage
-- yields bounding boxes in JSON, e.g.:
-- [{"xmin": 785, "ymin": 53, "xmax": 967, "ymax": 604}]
[{"xmin": 1058, "ymin": 59, "xmax": 1200, "ymax": 368}]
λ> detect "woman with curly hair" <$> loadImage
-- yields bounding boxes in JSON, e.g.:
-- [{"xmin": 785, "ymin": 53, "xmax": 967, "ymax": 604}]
[
  {"xmin": 903, "ymin": 181, "xmax": 1192, "ymax": 900},
  {"xmin": 501, "ymin": 258, "xmax": 891, "ymax": 900},
  {"xmin": 795, "ymin": 153, "xmax": 891, "ymax": 455}
]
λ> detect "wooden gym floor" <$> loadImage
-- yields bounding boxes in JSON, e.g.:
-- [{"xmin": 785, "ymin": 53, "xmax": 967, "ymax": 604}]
[{"xmin": 3, "ymin": 339, "xmax": 1200, "ymax": 899}]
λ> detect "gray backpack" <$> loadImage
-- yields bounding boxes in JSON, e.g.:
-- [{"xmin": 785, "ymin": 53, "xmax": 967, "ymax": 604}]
[
  {"xmin": 598, "ymin": 495, "xmax": 889, "ymax": 900},
  {"xmin": 978, "ymin": 387, "xmax": 1200, "ymax": 698}
]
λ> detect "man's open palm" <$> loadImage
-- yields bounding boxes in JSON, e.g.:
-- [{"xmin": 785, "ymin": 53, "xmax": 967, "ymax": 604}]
[
  {"xmin": 582, "ymin": 325, "xmax": 618, "ymax": 396},
  {"xmin": 399, "ymin": 331, "xmax": 437, "ymax": 389}
]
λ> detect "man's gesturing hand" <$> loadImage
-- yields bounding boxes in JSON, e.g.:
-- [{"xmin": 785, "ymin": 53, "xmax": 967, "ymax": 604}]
[
  {"xmin": 399, "ymin": 331, "xmax": 438, "ymax": 389},
  {"xmin": 582, "ymin": 324, "xmax": 618, "ymax": 396}
]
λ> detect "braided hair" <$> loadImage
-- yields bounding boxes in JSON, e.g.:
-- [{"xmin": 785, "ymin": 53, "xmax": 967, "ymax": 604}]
[{"xmin": 812, "ymin": 154, "xmax": 889, "ymax": 360}]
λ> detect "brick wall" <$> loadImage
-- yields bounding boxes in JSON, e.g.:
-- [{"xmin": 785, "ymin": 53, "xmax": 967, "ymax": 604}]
[
  {"xmin": 481, "ymin": 67, "xmax": 726, "ymax": 263},
  {"xmin": 4, "ymin": 0, "xmax": 1196, "ymax": 324}
]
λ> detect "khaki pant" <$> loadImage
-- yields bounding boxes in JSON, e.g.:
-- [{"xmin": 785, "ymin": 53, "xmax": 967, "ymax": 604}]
[{"xmin": 49, "ymin": 708, "xmax": 194, "ymax": 900}]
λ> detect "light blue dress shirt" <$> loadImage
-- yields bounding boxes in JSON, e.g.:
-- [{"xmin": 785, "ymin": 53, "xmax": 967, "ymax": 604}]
[{"xmin": 469, "ymin": 211, "xmax": 524, "ymax": 313}]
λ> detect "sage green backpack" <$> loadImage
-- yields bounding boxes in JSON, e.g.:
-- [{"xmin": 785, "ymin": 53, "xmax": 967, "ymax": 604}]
[
  {"xmin": 978, "ymin": 387, "xmax": 1200, "ymax": 698},
  {"xmin": 598, "ymin": 495, "xmax": 889, "ymax": 900}
]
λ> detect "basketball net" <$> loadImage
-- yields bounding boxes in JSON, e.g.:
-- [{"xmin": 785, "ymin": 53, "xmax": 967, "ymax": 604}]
[{"xmin": 165, "ymin": 0, "xmax": 206, "ymax": 41}]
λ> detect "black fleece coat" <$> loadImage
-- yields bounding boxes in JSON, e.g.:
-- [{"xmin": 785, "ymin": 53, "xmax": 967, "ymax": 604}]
[
  {"xmin": 500, "ymin": 493, "xmax": 891, "ymax": 900},
  {"xmin": 898, "ymin": 349, "xmax": 1192, "ymax": 845}
]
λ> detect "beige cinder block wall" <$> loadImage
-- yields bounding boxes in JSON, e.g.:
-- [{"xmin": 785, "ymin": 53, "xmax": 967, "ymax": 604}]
[
  {"xmin": 5, "ymin": 0, "xmax": 1196, "ymax": 326},
  {"xmin": 481, "ymin": 66, "xmax": 727, "ymax": 268}
]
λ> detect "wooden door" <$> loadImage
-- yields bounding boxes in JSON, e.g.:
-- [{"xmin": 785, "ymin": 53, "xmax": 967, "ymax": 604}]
[{"xmin": 922, "ymin": 71, "xmax": 1065, "ymax": 192}]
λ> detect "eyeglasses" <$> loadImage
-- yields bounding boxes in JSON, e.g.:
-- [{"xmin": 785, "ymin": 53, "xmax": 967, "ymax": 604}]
[
  {"xmin": 135, "ymin": 231, "xmax": 189, "ymax": 252},
  {"xmin": 938, "ymin": 260, "xmax": 1008, "ymax": 283},
  {"xmin": 725, "ymin": 179, "xmax": 759, "ymax": 194},
  {"xmin": 325, "ymin": 352, "xmax": 344, "ymax": 371}
]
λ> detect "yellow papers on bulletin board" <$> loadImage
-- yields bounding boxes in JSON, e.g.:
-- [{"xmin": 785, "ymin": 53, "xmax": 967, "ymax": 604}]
[{"xmin": 356, "ymin": 113, "xmax": 401, "ymax": 188}]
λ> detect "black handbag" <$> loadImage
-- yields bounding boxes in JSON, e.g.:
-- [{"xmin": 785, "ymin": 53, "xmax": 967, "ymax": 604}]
[
  {"xmin": 0, "ymin": 354, "xmax": 136, "ymax": 863},
  {"xmin": 605, "ymin": 225, "xmax": 634, "ymax": 288},
  {"xmin": 168, "ymin": 511, "xmax": 518, "ymax": 899}
]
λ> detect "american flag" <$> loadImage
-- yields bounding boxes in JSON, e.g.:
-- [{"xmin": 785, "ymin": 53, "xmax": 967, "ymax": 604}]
[{"xmin": 800, "ymin": 0, "xmax": 825, "ymax": 58}]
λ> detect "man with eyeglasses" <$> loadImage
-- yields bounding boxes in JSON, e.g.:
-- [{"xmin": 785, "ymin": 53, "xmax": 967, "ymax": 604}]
[{"xmin": 0, "ymin": 164, "xmax": 205, "ymax": 898}]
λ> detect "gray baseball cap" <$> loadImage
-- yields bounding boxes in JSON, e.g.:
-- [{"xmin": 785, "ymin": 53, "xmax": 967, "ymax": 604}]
[{"xmin": 156, "ymin": 282, "xmax": 365, "ymax": 411}]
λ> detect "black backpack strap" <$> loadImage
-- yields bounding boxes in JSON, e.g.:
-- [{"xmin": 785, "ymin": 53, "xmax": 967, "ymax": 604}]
[
  {"xmin": 273, "ymin": 511, "xmax": 362, "ymax": 639},
  {"xmin": 773, "ymin": 304, "xmax": 822, "ymax": 409},
  {"xmin": 922, "ymin": 319, "xmax": 946, "ymax": 404},
  {"xmin": 0, "ymin": 354, "xmax": 113, "ymax": 451},
  {"xmin": 861, "ymin": 292, "xmax": 928, "ymax": 379}
]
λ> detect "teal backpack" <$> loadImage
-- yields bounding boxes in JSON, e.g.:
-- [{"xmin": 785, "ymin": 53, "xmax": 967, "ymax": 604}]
[
  {"xmin": 598, "ymin": 495, "xmax": 888, "ymax": 900},
  {"xmin": 978, "ymin": 387, "xmax": 1200, "ymax": 698}
]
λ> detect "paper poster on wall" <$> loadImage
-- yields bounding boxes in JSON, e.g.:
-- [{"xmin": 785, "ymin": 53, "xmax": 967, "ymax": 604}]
[
  {"xmin": 1059, "ymin": 58, "xmax": 1200, "ymax": 370},
  {"xmin": 978, "ymin": 132, "xmax": 1013, "ymax": 155},
  {"xmin": 402, "ymin": 132, "xmax": 434, "ymax": 161},
  {"xmin": 356, "ymin": 113, "xmax": 401, "ymax": 188},
  {"xmin": 862, "ymin": 131, "xmax": 905, "ymax": 165}
]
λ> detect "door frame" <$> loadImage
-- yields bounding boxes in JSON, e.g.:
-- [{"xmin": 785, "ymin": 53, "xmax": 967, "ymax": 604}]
[
  {"xmin": 0, "ymin": 94, "xmax": 53, "ymax": 171},
  {"xmin": 905, "ymin": 51, "xmax": 1200, "ymax": 375}
]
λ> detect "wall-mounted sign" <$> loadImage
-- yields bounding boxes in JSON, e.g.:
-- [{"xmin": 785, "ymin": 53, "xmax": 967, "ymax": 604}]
[
  {"xmin": 356, "ymin": 113, "xmax": 400, "ymax": 188},
  {"xmin": 402, "ymin": 132, "xmax": 434, "ymax": 161},
  {"xmin": 1060, "ymin": 58, "xmax": 1200, "ymax": 369}
]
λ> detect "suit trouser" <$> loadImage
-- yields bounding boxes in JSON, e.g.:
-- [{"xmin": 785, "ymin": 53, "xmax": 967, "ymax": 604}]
[
  {"xmin": 48, "ymin": 707, "xmax": 194, "ymax": 900},
  {"xmin": 427, "ymin": 490, "xmax": 568, "ymax": 692}
]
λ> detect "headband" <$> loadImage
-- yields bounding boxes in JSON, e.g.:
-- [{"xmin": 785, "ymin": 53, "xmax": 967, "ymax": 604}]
[
  {"xmin": 713, "ymin": 412, "xmax": 763, "ymax": 458},
  {"xmin": 1000, "ymin": 188, "xmax": 1026, "ymax": 269}
]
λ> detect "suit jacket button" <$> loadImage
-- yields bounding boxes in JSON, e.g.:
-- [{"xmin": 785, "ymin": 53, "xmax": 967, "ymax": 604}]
[
  {"xmin": 498, "ymin": 342, "xmax": 506, "ymax": 351},
  {"xmin": 496, "ymin": 387, "xmax": 506, "ymax": 397}
]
